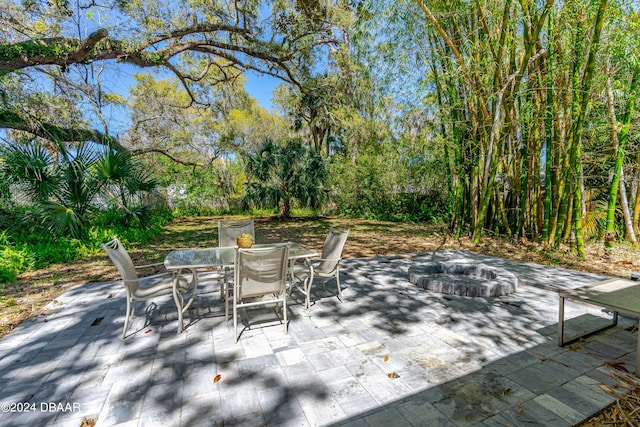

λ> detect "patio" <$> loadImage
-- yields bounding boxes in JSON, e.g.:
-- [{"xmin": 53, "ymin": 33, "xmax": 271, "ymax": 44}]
[{"xmin": 0, "ymin": 250, "xmax": 637, "ymax": 427}]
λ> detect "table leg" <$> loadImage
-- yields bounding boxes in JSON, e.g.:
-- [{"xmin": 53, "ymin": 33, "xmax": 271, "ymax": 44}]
[
  {"xmin": 172, "ymin": 269, "xmax": 184, "ymax": 334},
  {"xmin": 636, "ymin": 319, "xmax": 640, "ymax": 375},
  {"xmin": 174, "ymin": 268, "xmax": 199, "ymax": 334},
  {"xmin": 558, "ymin": 296, "xmax": 565, "ymax": 346}
]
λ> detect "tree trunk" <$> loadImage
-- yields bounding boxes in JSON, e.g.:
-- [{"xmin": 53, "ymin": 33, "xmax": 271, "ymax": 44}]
[
  {"xmin": 634, "ymin": 160, "xmax": 640, "ymax": 236},
  {"xmin": 542, "ymin": 12, "xmax": 554, "ymax": 244},
  {"xmin": 280, "ymin": 183, "xmax": 290, "ymax": 218},
  {"xmin": 604, "ymin": 65, "xmax": 640, "ymax": 248},
  {"xmin": 568, "ymin": 0, "xmax": 608, "ymax": 257}
]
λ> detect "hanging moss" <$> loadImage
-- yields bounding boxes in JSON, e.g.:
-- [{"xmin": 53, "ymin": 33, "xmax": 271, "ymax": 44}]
[
  {"xmin": 0, "ymin": 39, "xmax": 80, "ymax": 61},
  {"xmin": 137, "ymin": 51, "xmax": 167, "ymax": 65}
]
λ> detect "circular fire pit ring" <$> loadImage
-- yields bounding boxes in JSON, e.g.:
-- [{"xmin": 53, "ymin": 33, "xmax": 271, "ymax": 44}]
[{"xmin": 408, "ymin": 260, "xmax": 517, "ymax": 297}]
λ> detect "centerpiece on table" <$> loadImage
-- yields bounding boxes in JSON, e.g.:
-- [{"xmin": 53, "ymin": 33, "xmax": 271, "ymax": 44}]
[{"xmin": 236, "ymin": 233, "xmax": 253, "ymax": 248}]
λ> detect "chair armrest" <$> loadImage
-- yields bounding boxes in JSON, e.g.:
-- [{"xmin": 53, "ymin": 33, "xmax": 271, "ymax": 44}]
[
  {"xmin": 122, "ymin": 271, "xmax": 170, "ymax": 284},
  {"xmin": 134, "ymin": 262, "xmax": 165, "ymax": 269},
  {"xmin": 315, "ymin": 258, "xmax": 341, "ymax": 262}
]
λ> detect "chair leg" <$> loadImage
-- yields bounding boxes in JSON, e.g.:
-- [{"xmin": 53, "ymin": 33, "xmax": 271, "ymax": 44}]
[
  {"xmin": 283, "ymin": 294, "xmax": 288, "ymax": 334},
  {"xmin": 173, "ymin": 289, "xmax": 184, "ymax": 334},
  {"xmin": 304, "ymin": 276, "xmax": 312, "ymax": 310},
  {"xmin": 225, "ymin": 276, "xmax": 231, "ymax": 321},
  {"xmin": 336, "ymin": 269, "xmax": 343, "ymax": 301},
  {"xmin": 122, "ymin": 298, "xmax": 132, "ymax": 339},
  {"xmin": 220, "ymin": 267, "xmax": 229, "ymax": 301},
  {"xmin": 233, "ymin": 297, "xmax": 238, "ymax": 343}
]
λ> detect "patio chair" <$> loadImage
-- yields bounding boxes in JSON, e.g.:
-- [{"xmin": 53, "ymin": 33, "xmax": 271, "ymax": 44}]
[
  {"xmin": 102, "ymin": 237, "xmax": 196, "ymax": 338},
  {"xmin": 225, "ymin": 244, "xmax": 290, "ymax": 342},
  {"xmin": 218, "ymin": 219, "xmax": 255, "ymax": 302},
  {"xmin": 218, "ymin": 219, "xmax": 255, "ymax": 247},
  {"xmin": 292, "ymin": 227, "xmax": 349, "ymax": 310}
]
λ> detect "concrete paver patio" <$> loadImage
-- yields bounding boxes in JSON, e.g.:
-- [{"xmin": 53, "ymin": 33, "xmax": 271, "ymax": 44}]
[{"xmin": 0, "ymin": 250, "xmax": 637, "ymax": 426}]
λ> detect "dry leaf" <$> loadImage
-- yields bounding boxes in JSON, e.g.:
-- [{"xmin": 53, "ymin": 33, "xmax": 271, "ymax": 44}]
[
  {"xmin": 145, "ymin": 329, "xmax": 152, "ymax": 334},
  {"xmin": 605, "ymin": 361, "xmax": 631, "ymax": 373},
  {"xmin": 387, "ymin": 372, "xmax": 400, "ymax": 379},
  {"xmin": 213, "ymin": 374, "xmax": 221, "ymax": 383},
  {"xmin": 384, "ymin": 355, "xmax": 389, "ymax": 362},
  {"xmin": 517, "ymin": 403, "xmax": 523, "ymax": 416},
  {"xmin": 501, "ymin": 388, "xmax": 511, "ymax": 397},
  {"xmin": 598, "ymin": 384, "xmax": 615, "ymax": 394},
  {"xmin": 616, "ymin": 260, "xmax": 633, "ymax": 265}
]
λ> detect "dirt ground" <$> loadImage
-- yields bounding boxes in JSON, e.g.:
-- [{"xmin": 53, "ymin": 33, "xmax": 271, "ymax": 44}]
[{"xmin": 1, "ymin": 215, "xmax": 639, "ymax": 424}]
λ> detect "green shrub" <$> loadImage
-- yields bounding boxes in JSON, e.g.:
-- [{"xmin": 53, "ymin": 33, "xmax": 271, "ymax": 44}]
[
  {"xmin": 0, "ymin": 236, "xmax": 33, "ymax": 283},
  {"xmin": 0, "ymin": 208, "xmax": 175, "ymax": 283}
]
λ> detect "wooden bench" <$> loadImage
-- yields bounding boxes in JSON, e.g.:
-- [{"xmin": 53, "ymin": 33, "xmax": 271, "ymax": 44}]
[{"xmin": 558, "ymin": 277, "xmax": 640, "ymax": 374}]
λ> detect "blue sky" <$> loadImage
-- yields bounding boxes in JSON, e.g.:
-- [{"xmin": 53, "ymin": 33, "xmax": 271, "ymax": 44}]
[{"xmin": 245, "ymin": 71, "xmax": 281, "ymax": 111}]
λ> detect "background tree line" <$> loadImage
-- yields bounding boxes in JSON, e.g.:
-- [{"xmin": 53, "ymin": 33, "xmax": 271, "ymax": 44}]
[
  {"xmin": 352, "ymin": 0, "xmax": 640, "ymax": 257},
  {"xmin": 1, "ymin": 0, "xmax": 639, "ymax": 282}
]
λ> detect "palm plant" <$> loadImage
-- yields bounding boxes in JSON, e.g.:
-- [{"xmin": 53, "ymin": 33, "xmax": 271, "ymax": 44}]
[
  {"xmin": 242, "ymin": 138, "xmax": 327, "ymax": 218},
  {"xmin": 0, "ymin": 141, "xmax": 61, "ymax": 203},
  {"xmin": 0, "ymin": 140, "xmax": 158, "ymax": 238},
  {"xmin": 93, "ymin": 150, "xmax": 158, "ymax": 226}
]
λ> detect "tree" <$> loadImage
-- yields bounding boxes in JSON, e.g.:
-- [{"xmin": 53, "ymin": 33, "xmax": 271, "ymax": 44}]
[
  {"xmin": 242, "ymin": 139, "xmax": 327, "ymax": 218},
  {"xmin": 0, "ymin": 0, "xmax": 348, "ymax": 158}
]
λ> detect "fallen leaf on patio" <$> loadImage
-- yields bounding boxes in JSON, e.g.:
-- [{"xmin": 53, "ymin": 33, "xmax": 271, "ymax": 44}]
[
  {"xmin": 387, "ymin": 372, "xmax": 399, "ymax": 379},
  {"xmin": 145, "ymin": 329, "xmax": 152, "ymax": 334},
  {"xmin": 517, "ymin": 403, "xmax": 523, "ymax": 416},
  {"xmin": 501, "ymin": 388, "xmax": 511, "ymax": 397},
  {"xmin": 605, "ymin": 361, "xmax": 630, "ymax": 373},
  {"xmin": 598, "ymin": 384, "xmax": 614, "ymax": 394},
  {"xmin": 384, "ymin": 355, "xmax": 389, "ymax": 362},
  {"xmin": 213, "ymin": 374, "xmax": 221, "ymax": 383}
]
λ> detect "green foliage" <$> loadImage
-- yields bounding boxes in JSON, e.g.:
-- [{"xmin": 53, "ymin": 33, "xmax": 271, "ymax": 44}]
[
  {"xmin": 0, "ymin": 40, "xmax": 80, "ymax": 61},
  {"xmin": 0, "ymin": 231, "xmax": 33, "ymax": 283},
  {"xmin": 582, "ymin": 198, "xmax": 626, "ymax": 242},
  {"xmin": 242, "ymin": 139, "xmax": 328, "ymax": 218},
  {"xmin": 158, "ymin": 161, "xmax": 233, "ymax": 213},
  {"xmin": 0, "ymin": 141, "xmax": 59, "ymax": 203},
  {"xmin": 0, "ymin": 141, "xmax": 159, "ymax": 239},
  {"xmin": 329, "ymin": 151, "xmax": 448, "ymax": 223},
  {"xmin": 0, "ymin": 207, "xmax": 173, "ymax": 283}
]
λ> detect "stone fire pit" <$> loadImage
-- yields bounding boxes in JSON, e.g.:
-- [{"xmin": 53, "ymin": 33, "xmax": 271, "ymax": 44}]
[{"xmin": 408, "ymin": 260, "xmax": 518, "ymax": 297}]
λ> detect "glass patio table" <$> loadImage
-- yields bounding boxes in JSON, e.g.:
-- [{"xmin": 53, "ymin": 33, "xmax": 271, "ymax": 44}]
[{"xmin": 164, "ymin": 243, "xmax": 318, "ymax": 332}]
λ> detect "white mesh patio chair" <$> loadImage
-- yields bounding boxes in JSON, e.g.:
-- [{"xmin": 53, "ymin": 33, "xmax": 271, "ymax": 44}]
[
  {"xmin": 292, "ymin": 227, "xmax": 349, "ymax": 310},
  {"xmin": 218, "ymin": 219, "xmax": 255, "ymax": 301},
  {"xmin": 225, "ymin": 244, "xmax": 290, "ymax": 342},
  {"xmin": 102, "ymin": 237, "xmax": 197, "ymax": 338},
  {"xmin": 218, "ymin": 219, "xmax": 255, "ymax": 247}
]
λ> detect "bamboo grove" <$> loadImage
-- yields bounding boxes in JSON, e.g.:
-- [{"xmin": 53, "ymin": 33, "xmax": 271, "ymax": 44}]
[{"xmin": 363, "ymin": 0, "xmax": 640, "ymax": 256}]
